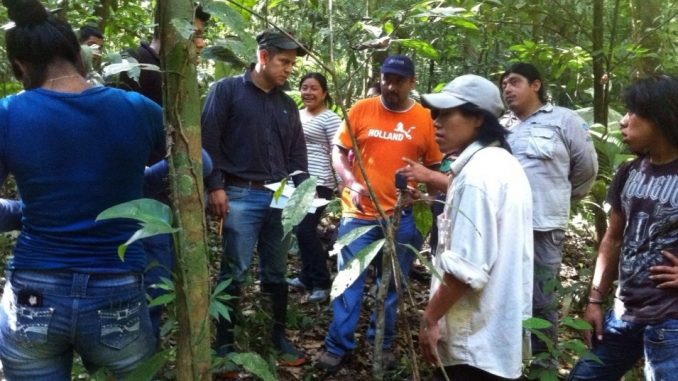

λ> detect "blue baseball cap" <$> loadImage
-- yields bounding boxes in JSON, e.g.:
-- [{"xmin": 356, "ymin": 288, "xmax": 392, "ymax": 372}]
[{"xmin": 380, "ymin": 55, "xmax": 415, "ymax": 78}]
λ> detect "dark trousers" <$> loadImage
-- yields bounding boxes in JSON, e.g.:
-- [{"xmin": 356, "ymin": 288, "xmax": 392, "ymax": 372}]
[{"xmin": 294, "ymin": 186, "xmax": 334, "ymax": 290}]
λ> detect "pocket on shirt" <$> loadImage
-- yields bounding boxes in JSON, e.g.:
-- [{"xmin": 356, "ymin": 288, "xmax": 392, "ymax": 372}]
[
  {"xmin": 526, "ymin": 125, "xmax": 558, "ymax": 160},
  {"xmin": 99, "ymin": 301, "xmax": 142, "ymax": 350}
]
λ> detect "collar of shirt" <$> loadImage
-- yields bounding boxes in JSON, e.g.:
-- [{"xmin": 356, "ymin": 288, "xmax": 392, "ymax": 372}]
[
  {"xmin": 242, "ymin": 66, "xmax": 283, "ymax": 95},
  {"xmin": 451, "ymin": 140, "xmax": 500, "ymax": 176}
]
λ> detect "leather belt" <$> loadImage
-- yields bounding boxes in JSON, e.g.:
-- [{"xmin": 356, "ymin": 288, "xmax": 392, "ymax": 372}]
[{"xmin": 223, "ymin": 173, "xmax": 276, "ymax": 189}]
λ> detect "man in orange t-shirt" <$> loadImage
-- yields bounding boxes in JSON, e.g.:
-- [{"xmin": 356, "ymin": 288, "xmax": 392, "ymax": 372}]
[{"xmin": 317, "ymin": 55, "xmax": 442, "ymax": 372}]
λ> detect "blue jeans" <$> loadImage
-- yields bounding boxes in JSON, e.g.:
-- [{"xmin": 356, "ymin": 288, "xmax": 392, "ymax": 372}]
[
  {"xmin": 220, "ymin": 185, "xmax": 286, "ymax": 285},
  {"xmin": 294, "ymin": 186, "xmax": 333, "ymax": 290},
  {"xmin": 568, "ymin": 310, "xmax": 678, "ymax": 381},
  {"xmin": 325, "ymin": 211, "xmax": 422, "ymax": 356},
  {"xmin": 0, "ymin": 270, "xmax": 155, "ymax": 380}
]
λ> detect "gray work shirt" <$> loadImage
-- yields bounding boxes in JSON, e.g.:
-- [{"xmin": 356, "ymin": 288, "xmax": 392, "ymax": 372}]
[{"xmin": 503, "ymin": 104, "xmax": 598, "ymax": 231}]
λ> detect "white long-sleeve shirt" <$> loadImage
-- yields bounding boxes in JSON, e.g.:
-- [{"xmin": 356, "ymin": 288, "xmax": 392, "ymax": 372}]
[{"xmin": 433, "ymin": 143, "xmax": 533, "ymax": 379}]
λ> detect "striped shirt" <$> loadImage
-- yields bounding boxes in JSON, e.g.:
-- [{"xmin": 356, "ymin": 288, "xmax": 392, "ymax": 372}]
[{"xmin": 302, "ymin": 109, "xmax": 341, "ymax": 188}]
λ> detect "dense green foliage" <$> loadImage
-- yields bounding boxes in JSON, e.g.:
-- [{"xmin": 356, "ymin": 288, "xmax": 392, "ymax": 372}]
[{"xmin": 1, "ymin": 0, "xmax": 677, "ymax": 379}]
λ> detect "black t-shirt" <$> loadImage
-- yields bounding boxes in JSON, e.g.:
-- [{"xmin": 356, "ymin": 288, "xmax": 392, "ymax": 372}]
[{"xmin": 608, "ymin": 156, "xmax": 678, "ymax": 323}]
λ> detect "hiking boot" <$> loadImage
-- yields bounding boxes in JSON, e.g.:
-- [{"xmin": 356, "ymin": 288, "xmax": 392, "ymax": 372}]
[
  {"xmin": 273, "ymin": 332, "xmax": 306, "ymax": 366},
  {"xmin": 308, "ymin": 288, "xmax": 329, "ymax": 303},
  {"xmin": 315, "ymin": 350, "xmax": 345, "ymax": 372},
  {"xmin": 264, "ymin": 282, "xmax": 306, "ymax": 367},
  {"xmin": 287, "ymin": 277, "xmax": 307, "ymax": 292}
]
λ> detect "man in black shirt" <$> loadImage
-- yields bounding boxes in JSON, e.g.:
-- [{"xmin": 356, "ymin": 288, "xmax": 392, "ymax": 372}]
[
  {"xmin": 201, "ymin": 29, "xmax": 308, "ymax": 367},
  {"xmin": 113, "ymin": 4, "xmax": 210, "ymax": 105}
]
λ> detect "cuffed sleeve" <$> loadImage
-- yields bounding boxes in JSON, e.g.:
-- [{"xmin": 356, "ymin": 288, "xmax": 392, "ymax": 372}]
[
  {"xmin": 437, "ymin": 184, "xmax": 499, "ymax": 291},
  {"xmin": 438, "ymin": 249, "xmax": 490, "ymax": 290}
]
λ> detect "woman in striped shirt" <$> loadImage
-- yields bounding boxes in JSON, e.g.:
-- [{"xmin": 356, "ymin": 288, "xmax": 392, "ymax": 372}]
[{"xmin": 288, "ymin": 72, "xmax": 342, "ymax": 303}]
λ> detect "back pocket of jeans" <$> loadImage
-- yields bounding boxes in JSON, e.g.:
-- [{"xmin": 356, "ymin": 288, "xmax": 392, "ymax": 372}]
[
  {"xmin": 9, "ymin": 302, "xmax": 54, "ymax": 345},
  {"xmin": 98, "ymin": 301, "xmax": 142, "ymax": 350}
]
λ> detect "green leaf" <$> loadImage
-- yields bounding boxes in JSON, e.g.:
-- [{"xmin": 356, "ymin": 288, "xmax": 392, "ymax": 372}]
[
  {"xmin": 281, "ymin": 177, "xmax": 317, "ymax": 237},
  {"xmin": 273, "ymin": 177, "xmax": 288, "ymax": 202},
  {"xmin": 205, "ymin": 1, "xmax": 246, "ymax": 32},
  {"xmin": 396, "ymin": 39, "xmax": 439, "ymax": 59},
  {"xmin": 445, "ymin": 17, "xmax": 479, "ymax": 30},
  {"xmin": 117, "ymin": 222, "xmax": 180, "ymax": 261},
  {"xmin": 383, "ymin": 20, "xmax": 394, "ymax": 35},
  {"xmin": 413, "ymin": 200, "xmax": 433, "ymax": 238},
  {"xmin": 404, "ymin": 243, "xmax": 444, "ymax": 284},
  {"xmin": 171, "ymin": 17, "xmax": 194, "ymax": 40},
  {"xmin": 330, "ymin": 238, "xmax": 385, "ymax": 300},
  {"xmin": 148, "ymin": 293, "xmax": 175, "ymax": 308},
  {"xmin": 523, "ymin": 317, "xmax": 553, "ymax": 330},
  {"xmin": 96, "ymin": 198, "xmax": 173, "ymax": 226},
  {"xmin": 562, "ymin": 316, "xmax": 592, "ymax": 331},
  {"xmin": 335, "ymin": 225, "xmax": 377, "ymax": 246},
  {"xmin": 125, "ymin": 349, "xmax": 170, "ymax": 381},
  {"xmin": 209, "ymin": 301, "xmax": 232, "ymax": 321},
  {"xmin": 228, "ymin": 352, "xmax": 277, "ymax": 381},
  {"xmin": 561, "ymin": 338, "xmax": 588, "ymax": 354}
]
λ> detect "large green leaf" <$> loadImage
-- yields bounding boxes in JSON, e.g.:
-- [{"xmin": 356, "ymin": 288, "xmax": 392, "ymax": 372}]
[
  {"xmin": 413, "ymin": 200, "xmax": 433, "ymax": 238},
  {"xmin": 205, "ymin": 1, "xmax": 247, "ymax": 32},
  {"xmin": 562, "ymin": 316, "xmax": 592, "ymax": 331},
  {"xmin": 117, "ymin": 222, "xmax": 180, "ymax": 261},
  {"xmin": 395, "ymin": 38, "xmax": 439, "ymax": 59},
  {"xmin": 330, "ymin": 238, "xmax": 385, "ymax": 300},
  {"xmin": 97, "ymin": 199, "xmax": 179, "ymax": 261},
  {"xmin": 171, "ymin": 17, "xmax": 194, "ymax": 40},
  {"xmin": 335, "ymin": 225, "xmax": 377, "ymax": 247},
  {"xmin": 281, "ymin": 177, "xmax": 317, "ymax": 237},
  {"xmin": 523, "ymin": 317, "xmax": 553, "ymax": 330},
  {"xmin": 228, "ymin": 352, "xmax": 277, "ymax": 381},
  {"xmin": 96, "ymin": 198, "xmax": 173, "ymax": 226}
]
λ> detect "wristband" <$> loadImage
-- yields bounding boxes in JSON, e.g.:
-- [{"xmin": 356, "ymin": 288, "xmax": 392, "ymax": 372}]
[{"xmin": 587, "ymin": 297, "xmax": 604, "ymax": 305}]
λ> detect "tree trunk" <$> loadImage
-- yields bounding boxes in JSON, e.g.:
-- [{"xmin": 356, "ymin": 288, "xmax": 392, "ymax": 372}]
[
  {"xmin": 158, "ymin": 2, "xmax": 211, "ymax": 380},
  {"xmin": 629, "ymin": 0, "xmax": 663, "ymax": 76},
  {"xmin": 592, "ymin": 0, "xmax": 606, "ymax": 125}
]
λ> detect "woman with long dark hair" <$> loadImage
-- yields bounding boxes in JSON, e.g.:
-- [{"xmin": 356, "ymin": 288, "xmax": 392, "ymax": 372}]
[
  {"xmin": 0, "ymin": 0, "xmax": 164, "ymax": 379},
  {"xmin": 288, "ymin": 72, "xmax": 341, "ymax": 303}
]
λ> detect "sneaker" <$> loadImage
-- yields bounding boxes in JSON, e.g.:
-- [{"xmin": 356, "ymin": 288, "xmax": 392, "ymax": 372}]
[
  {"xmin": 315, "ymin": 350, "xmax": 345, "ymax": 372},
  {"xmin": 287, "ymin": 277, "xmax": 307, "ymax": 292},
  {"xmin": 308, "ymin": 288, "xmax": 329, "ymax": 303}
]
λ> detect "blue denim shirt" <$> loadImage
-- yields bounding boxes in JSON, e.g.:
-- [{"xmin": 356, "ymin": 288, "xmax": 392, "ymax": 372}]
[{"xmin": 503, "ymin": 104, "xmax": 598, "ymax": 230}]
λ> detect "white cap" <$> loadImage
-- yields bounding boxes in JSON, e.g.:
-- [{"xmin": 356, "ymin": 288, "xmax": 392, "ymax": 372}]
[{"xmin": 421, "ymin": 74, "xmax": 504, "ymax": 117}]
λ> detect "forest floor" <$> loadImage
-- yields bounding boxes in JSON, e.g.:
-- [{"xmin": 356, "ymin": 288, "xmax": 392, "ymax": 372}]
[{"xmin": 0, "ymin": 204, "xmax": 604, "ymax": 380}]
